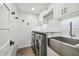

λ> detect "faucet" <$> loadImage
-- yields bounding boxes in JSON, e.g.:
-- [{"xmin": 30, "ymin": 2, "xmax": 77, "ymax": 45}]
[
  {"xmin": 70, "ymin": 21, "xmax": 76, "ymax": 37},
  {"xmin": 70, "ymin": 21, "xmax": 73, "ymax": 37}
]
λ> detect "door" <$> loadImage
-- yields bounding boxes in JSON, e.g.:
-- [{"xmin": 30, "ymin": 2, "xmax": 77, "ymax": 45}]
[
  {"xmin": 0, "ymin": 3, "xmax": 17, "ymax": 56},
  {"xmin": 0, "ymin": 3, "xmax": 10, "ymax": 56}
]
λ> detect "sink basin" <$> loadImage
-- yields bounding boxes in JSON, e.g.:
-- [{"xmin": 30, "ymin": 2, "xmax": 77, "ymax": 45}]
[
  {"xmin": 49, "ymin": 36, "xmax": 79, "ymax": 45},
  {"xmin": 48, "ymin": 36, "xmax": 79, "ymax": 56}
]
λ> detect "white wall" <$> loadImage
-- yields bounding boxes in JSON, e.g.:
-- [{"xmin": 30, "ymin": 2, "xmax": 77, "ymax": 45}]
[
  {"xmin": 17, "ymin": 12, "xmax": 39, "ymax": 48},
  {"xmin": 47, "ymin": 19, "xmax": 59, "ymax": 32}
]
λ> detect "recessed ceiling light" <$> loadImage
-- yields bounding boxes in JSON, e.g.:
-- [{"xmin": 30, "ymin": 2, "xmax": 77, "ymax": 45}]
[{"xmin": 32, "ymin": 7, "xmax": 35, "ymax": 11}]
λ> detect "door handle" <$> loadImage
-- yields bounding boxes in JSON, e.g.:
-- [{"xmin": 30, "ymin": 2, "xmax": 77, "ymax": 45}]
[{"xmin": 10, "ymin": 40, "xmax": 14, "ymax": 46}]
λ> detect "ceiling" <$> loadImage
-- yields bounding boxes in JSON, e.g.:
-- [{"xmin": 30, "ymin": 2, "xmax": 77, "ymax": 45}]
[{"xmin": 15, "ymin": 3, "xmax": 50, "ymax": 15}]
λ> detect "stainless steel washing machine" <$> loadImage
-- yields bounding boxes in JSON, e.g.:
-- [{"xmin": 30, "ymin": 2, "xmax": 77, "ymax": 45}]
[{"xmin": 32, "ymin": 31, "xmax": 47, "ymax": 56}]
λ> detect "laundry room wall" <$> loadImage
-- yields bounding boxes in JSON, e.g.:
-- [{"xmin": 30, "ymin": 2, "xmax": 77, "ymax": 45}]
[{"xmin": 17, "ymin": 11, "xmax": 39, "ymax": 48}]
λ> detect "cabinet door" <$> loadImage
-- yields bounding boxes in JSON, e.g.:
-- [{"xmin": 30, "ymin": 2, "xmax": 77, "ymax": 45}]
[
  {"xmin": 53, "ymin": 4, "xmax": 62, "ymax": 19},
  {"xmin": 62, "ymin": 3, "xmax": 68, "ymax": 15},
  {"xmin": 0, "ymin": 4, "xmax": 10, "ymax": 56},
  {"xmin": 68, "ymin": 3, "xmax": 79, "ymax": 14},
  {"xmin": 53, "ymin": 4, "xmax": 64, "ymax": 19},
  {"xmin": 53, "ymin": 3, "xmax": 68, "ymax": 19}
]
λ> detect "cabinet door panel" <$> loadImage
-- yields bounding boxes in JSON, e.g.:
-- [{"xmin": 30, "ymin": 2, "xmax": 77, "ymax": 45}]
[
  {"xmin": 68, "ymin": 3, "xmax": 79, "ymax": 14},
  {"xmin": 53, "ymin": 4, "xmax": 67, "ymax": 19},
  {"xmin": 53, "ymin": 4, "xmax": 62, "ymax": 19}
]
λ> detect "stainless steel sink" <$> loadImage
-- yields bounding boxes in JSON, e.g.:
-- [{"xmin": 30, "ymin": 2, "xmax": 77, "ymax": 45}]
[
  {"xmin": 50, "ymin": 36, "xmax": 79, "ymax": 45},
  {"xmin": 48, "ymin": 36, "xmax": 79, "ymax": 56}
]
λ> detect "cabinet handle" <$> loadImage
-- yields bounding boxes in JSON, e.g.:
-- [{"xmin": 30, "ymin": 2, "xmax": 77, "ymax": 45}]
[
  {"xmin": 61, "ymin": 9, "xmax": 63, "ymax": 15},
  {"xmin": 61, "ymin": 7, "xmax": 67, "ymax": 15},
  {"xmin": 64, "ymin": 7, "xmax": 67, "ymax": 13}
]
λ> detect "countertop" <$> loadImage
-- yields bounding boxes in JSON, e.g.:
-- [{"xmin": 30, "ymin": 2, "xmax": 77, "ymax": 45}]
[{"xmin": 33, "ymin": 30, "xmax": 79, "ymax": 40}]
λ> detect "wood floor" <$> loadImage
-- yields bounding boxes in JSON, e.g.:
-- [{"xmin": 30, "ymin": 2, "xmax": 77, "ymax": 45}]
[{"xmin": 16, "ymin": 47, "xmax": 35, "ymax": 56}]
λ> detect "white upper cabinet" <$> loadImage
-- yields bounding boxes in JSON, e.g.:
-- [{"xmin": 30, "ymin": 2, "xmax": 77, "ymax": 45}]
[
  {"xmin": 61, "ymin": 3, "xmax": 68, "ymax": 15},
  {"xmin": 67, "ymin": 3, "xmax": 79, "ymax": 14},
  {"xmin": 53, "ymin": 4, "xmax": 63, "ymax": 19},
  {"xmin": 49, "ymin": 3, "xmax": 79, "ymax": 20},
  {"xmin": 52, "ymin": 3, "xmax": 68, "ymax": 19}
]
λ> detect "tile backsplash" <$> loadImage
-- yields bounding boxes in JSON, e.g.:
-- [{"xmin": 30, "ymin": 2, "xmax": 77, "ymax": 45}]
[{"xmin": 47, "ymin": 15, "xmax": 79, "ymax": 38}]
